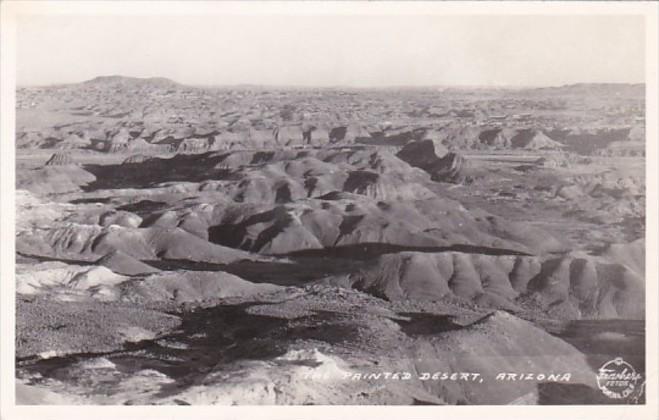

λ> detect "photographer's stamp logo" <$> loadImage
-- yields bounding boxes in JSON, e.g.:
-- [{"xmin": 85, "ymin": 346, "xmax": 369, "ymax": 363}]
[{"xmin": 596, "ymin": 357, "xmax": 642, "ymax": 399}]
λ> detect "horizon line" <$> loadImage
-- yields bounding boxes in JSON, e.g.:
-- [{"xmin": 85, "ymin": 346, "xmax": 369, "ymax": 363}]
[{"xmin": 16, "ymin": 74, "xmax": 647, "ymax": 90}]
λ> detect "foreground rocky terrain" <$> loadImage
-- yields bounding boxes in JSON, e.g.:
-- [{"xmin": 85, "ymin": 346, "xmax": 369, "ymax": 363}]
[{"xmin": 15, "ymin": 77, "xmax": 645, "ymax": 405}]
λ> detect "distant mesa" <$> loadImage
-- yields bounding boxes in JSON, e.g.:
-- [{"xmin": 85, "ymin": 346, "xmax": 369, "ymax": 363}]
[
  {"xmin": 534, "ymin": 83, "xmax": 645, "ymax": 97},
  {"xmin": 82, "ymin": 75, "xmax": 180, "ymax": 87}
]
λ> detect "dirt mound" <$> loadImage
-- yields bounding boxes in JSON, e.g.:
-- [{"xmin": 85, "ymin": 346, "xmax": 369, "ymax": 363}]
[
  {"xmin": 199, "ymin": 150, "xmax": 432, "ymax": 204},
  {"xmin": 396, "ymin": 141, "xmax": 471, "ymax": 183},
  {"xmin": 510, "ymin": 129, "xmax": 564, "ymax": 150},
  {"xmin": 15, "ymin": 189, "xmax": 83, "ymax": 234},
  {"xmin": 433, "ymin": 153, "xmax": 469, "ymax": 183},
  {"xmin": 120, "ymin": 271, "xmax": 282, "ymax": 304},
  {"xmin": 17, "ymin": 224, "xmax": 256, "ymax": 264},
  {"xmin": 16, "ymin": 382, "xmax": 88, "ymax": 405},
  {"xmin": 207, "ymin": 197, "xmax": 565, "ymax": 255},
  {"xmin": 16, "ymin": 261, "xmax": 130, "ymax": 300},
  {"xmin": 524, "ymin": 255, "xmax": 643, "ymax": 319},
  {"xmin": 477, "ymin": 127, "xmax": 515, "ymax": 148},
  {"xmin": 413, "ymin": 310, "xmax": 597, "ymax": 404},
  {"xmin": 319, "ymin": 148, "xmax": 429, "ymax": 183},
  {"xmin": 327, "ymin": 125, "xmax": 370, "ymax": 143},
  {"xmin": 627, "ymin": 125, "xmax": 645, "ymax": 142},
  {"xmin": 323, "ymin": 249, "xmax": 644, "ymax": 319},
  {"xmin": 323, "ymin": 252, "xmax": 520, "ymax": 304},
  {"xmin": 395, "ymin": 140, "xmax": 441, "ymax": 169},
  {"xmin": 534, "ymin": 153, "xmax": 572, "ymax": 168},
  {"xmin": 144, "ymin": 227, "xmax": 258, "ymax": 263},
  {"xmin": 97, "ymin": 250, "xmax": 160, "ymax": 276},
  {"xmin": 17, "ymin": 259, "xmax": 272, "ymax": 304},
  {"xmin": 355, "ymin": 127, "xmax": 429, "ymax": 147},
  {"xmin": 598, "ymin": 238, "xmax": 644, "ymax": 275},
  {"xmin": 433, "ymin": 125, "xmax": 483, "ymax": 149},
  {"xmin": 53, "ymin": 133, "xmax": 89, "ymax": 150},
  {"xmin": 104, "ymin": 128, "xmax": 133, "ymax": 152},
  {"xmin": 549, "ymin": 127, "xmax": 631, "ymax": 155},
  {"xmin": 125, "ymin": 138, "xmax": 170, "ymax": 153},
  {"xmin": 221, "ymin": 170, "xmax": 308, "ymax": 204},
  {"xmin": 67, "ymin": 266, "xmax": 128, "ymax": 291},
  {"xmin": 435, "ymin": 125, "xmax": 566, "ymax": 151},
  {"xmin": 122, "ymin": 154, "xmax": 153, "ymax": 164},
  {"xmin": 177, "ymin": 137, "xmax": 215, "ymax": 153},
  {"xmin": 44, "ymin": 152, "xmax": 74, "ymax": 166},
  {"xmin": 99, "ymin": 211, "xmax": 143, "ymax": 228},
  {"xmin": 17, "ymin": 131, "xmax": 46, "ymax": 149},
  {"xmin": 17, "ymin": 166, "xmax": 97, "ymax": 195},
  {"xmin": 551, "ymin": 172, "xmax": 645, "ymax": 222},
  {"xmin": 17, "ymin": 262, "xmax": 87, "ymax": 295},
  {"xmin": 597, "ymin": 140, "xmax": 645, "ymax": 157},
  {"xmin": 342, "ymin": 171, "xmax": 434, "ymax": 201}
]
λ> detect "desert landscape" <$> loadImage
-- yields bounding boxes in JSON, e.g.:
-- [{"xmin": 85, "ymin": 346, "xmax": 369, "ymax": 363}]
[{"xmin": 14, "ymin": 76, "xmax": 645, "ymax": 405}]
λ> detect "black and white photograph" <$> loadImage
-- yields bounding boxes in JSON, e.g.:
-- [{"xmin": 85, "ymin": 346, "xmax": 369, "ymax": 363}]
[{"xmin": 0, "ymin": 1, "xmax": 657, "ymax": 418}]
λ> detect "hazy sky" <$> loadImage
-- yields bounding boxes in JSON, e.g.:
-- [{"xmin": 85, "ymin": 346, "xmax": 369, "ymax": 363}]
[{"xmin": 17, "ymin": 14, "xmax": 645, "ymax": 87}]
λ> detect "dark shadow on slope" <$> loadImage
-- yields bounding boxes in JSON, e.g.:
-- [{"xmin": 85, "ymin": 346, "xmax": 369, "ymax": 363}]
[
  {"xmin": 478, "ymin": 128, "xmax": 502, "ymax": 146},
  {"xmin": 81, "ymin": 152, "xmax": 236, "ymax": 191},
  {"xmin": 116, "ymin": 200, "xmax": 169, "ymax": 217},
  {"xmin": 15, "ymin": 252, "xmax": 97, "ymax": 266},
  {"xmin": 329, "ymin": 126, "xmax": 348, "ymax": 142},
  {"xmin": 524, "ymin": 258, "xmax": 565, "ymax": 298},
  {"xmin": 355, "ymin": 129, "xmax": 427, "ymax": 147},
  {"xmin": 145, "ymin": 257, "xmax": 365, "ymax": 286},
  {"xmin": 68, "ymin": 197, "xmax": 114, "ymax": 204},
  {"xmin": 510, "ymin": 129, "xmax": 536, "ymax": 148},
  {"xmin": 343, "ymin": 171, "xmax": 379, "ymax": 193},
  {"xmin": 278, "ymin": 243, "xmax": 532, "ymax": 260},
  {"xmin": 207, "ymin": 206, "xmax": 293, "ymax": 252},
  {"xmin": 393, "ymin": 312, "xmax": 462, "ymax": 336}
]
